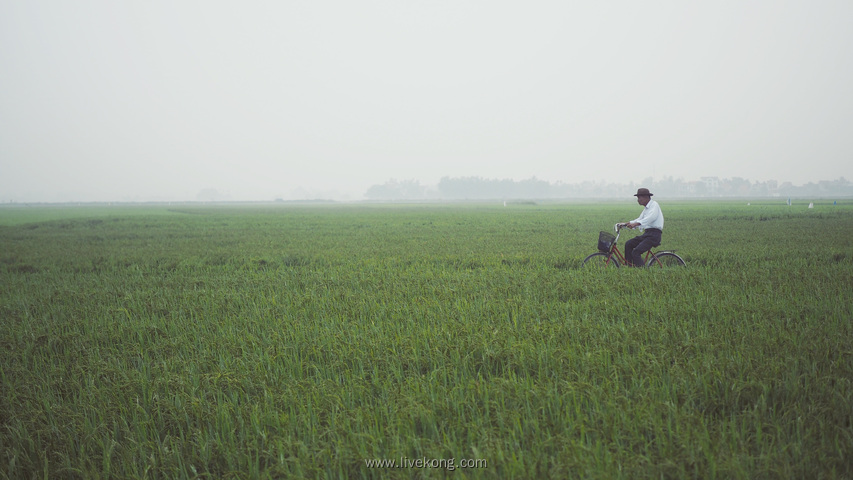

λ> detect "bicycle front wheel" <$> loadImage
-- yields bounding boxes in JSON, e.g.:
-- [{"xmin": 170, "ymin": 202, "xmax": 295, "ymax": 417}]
[
  {"xmin": 646, "ymin": 252, "xmax": 686, "ymax": 268},
  {"xmin": 582, "ymin": 252, "xmax": 621, "ymax": 269}
]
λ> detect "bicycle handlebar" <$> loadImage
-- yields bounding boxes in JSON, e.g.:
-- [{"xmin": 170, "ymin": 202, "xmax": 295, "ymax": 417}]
[{"xmin": 613, "ymin": 223, "xmax": 637, "ymax": 243}]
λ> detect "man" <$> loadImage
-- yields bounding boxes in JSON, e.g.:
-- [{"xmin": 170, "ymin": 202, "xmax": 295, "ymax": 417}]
[{"xmin": 621, "ymin": 188, "xmax": 664, "ymax": 267}]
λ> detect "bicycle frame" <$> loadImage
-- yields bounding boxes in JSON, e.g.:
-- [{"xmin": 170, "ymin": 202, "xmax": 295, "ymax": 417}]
[
  {"xmin": 605, "ymin": 224, "xmax": 663, "ymax": 267},
  {"xmin": 583, "ymin": 224, "xmax": 685, "ymax": 268}
]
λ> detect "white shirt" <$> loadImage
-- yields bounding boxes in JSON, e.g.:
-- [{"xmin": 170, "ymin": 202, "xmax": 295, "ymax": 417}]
[{"xmin": 632, "ymin": 199, "xmax": 664, "ymax": 231}]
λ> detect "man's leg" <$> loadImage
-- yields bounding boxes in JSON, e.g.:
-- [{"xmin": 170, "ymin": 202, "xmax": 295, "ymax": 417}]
[
  {"xmin": 624, "ymin": 236, "xmax": 643, "ymax": 267},
  {"xmin": 630, "ymin": 230, "xmax": 662, "ymax": 267}
]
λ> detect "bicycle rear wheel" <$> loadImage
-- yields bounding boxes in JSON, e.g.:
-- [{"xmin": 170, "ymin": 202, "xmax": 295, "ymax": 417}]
[
  {"xmin": 582, "ymin": 252, "xmax": 621, "ymax": 269},
  {"xmin": 646, "ymin": 252, "xmax": 686, "ymax": 267}
]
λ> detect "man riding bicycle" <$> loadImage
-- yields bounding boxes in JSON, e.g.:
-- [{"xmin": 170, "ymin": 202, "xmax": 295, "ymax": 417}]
[{"xmin": 620, "ymin": 188, "xmax": 664, "ymax": 267}]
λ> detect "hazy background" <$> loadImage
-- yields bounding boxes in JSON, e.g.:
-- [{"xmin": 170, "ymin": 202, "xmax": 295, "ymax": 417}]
[{"xmin": 2, "ymin": 1, "xmax": 851, "ymax": 202}]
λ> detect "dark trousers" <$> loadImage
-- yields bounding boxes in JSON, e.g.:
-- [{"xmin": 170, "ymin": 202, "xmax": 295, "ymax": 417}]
[{"xmin": 624, "ymin": 229, "xmax": 662, "ymax": 267}]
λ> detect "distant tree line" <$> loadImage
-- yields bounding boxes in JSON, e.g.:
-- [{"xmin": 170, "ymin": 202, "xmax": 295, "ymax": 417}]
[{"xmin": 365, "ymin": 176, "xmax": 853, "ymax": 200}]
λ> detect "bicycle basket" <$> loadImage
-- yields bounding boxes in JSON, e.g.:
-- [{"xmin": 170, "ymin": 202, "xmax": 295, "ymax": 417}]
[{"xmin": 598, "ymin": 231, "xmax": 616, "ymax": 252}]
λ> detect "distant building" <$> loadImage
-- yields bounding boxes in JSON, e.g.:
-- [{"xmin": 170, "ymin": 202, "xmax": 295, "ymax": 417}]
[
  {"xmin": 700, "ymin": 177, "xmax": 720, "ymax": 196},
  {"xmin": 679, "ymin": 182, "xmax": 699, "ymax": 196}
]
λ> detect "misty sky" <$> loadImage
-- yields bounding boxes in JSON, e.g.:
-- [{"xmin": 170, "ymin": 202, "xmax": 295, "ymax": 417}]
[{"xmin": 2, "ymin": 1, "xmax": 852, "ymax": 202}]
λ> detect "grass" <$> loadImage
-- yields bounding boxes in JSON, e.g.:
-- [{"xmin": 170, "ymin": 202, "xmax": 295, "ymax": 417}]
[{"xmin": 1, "ymin": 201, "xmax": 852, "ymax": 478}]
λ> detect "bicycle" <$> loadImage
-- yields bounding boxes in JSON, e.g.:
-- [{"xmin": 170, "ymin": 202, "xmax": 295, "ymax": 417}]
[{"xmin": 582, "ymin": 224, "xmax": 686, "ymax": 268}]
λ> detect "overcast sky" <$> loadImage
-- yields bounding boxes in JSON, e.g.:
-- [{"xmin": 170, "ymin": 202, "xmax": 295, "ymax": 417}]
[{"xmin": 2, "ymin": 1, "xmax": 851, "ymax": 201}]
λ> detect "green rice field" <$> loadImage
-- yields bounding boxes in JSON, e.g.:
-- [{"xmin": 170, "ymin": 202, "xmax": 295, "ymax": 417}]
[{"xmin": 1, "ymin": 200, "xmax": 851, "ymax": 479}]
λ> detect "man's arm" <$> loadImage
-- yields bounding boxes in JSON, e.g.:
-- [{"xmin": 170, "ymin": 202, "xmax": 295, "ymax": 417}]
[
  {"xmin": 626, "ymin": 202, "xmax": 661, "ymax": 229},
  {"xmin": 623, "ymin": 212, "xmax": 644, "ymax": 229},
  {"xmin": 635, "ymin": 202, "xmax": 661, "ymax": 229}
]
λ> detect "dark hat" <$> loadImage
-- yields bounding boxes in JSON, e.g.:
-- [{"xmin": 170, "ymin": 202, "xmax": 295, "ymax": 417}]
[{"xmin": 634, "ymin": 188, "xmax": 653, "ymax": 197}]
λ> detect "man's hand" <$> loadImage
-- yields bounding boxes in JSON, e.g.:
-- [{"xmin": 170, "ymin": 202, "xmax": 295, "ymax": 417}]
[{"xmin": 625, "ymin": 222, "xmax": 640, "ymax": 229}]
